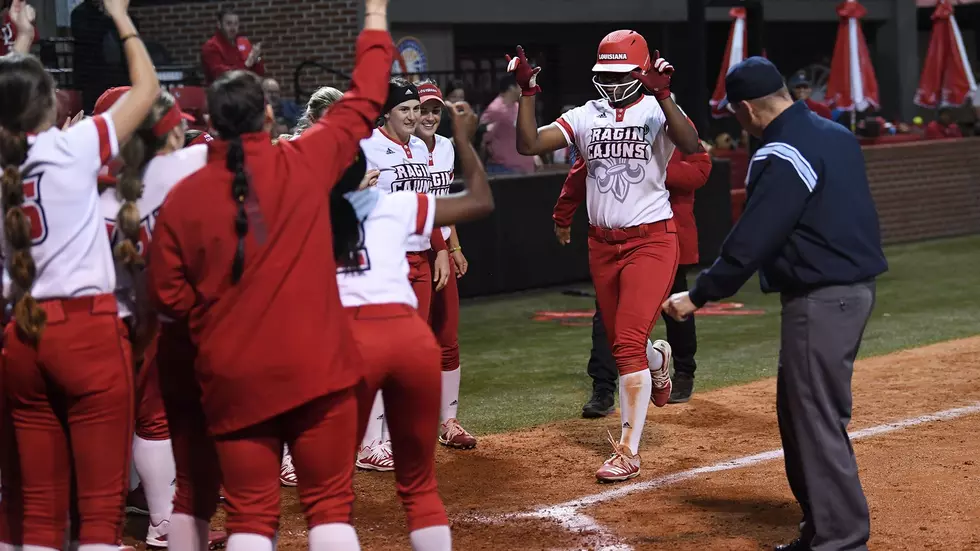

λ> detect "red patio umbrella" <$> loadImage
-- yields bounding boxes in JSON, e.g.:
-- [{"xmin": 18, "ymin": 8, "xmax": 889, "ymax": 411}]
[
  {"xmin": 709, "ymin": 7, "xmax": 747, "ymax": 119},
  {"xmin": 825, "ymin": 0, "xmax": 880, "ymax": 112},
  {"xmin": 914, "ymin": 0, "xmax": 977, "ymax": 108}
]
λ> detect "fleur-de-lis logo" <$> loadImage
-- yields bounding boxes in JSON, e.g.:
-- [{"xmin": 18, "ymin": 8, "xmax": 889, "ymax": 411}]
[{"xmin": 589, "ymin": 158, "xmax": 646, "ymax": 203}]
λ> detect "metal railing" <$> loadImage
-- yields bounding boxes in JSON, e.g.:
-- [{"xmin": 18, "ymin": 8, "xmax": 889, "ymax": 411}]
[{"xmin": 37, "ymin": 38, "xmax": 201, "ymax": 89}]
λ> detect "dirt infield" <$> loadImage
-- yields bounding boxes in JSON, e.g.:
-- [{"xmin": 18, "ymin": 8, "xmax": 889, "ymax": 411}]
[{"xmin": 125, "ymin": 336, "xmax": 980, "ymax": 549}]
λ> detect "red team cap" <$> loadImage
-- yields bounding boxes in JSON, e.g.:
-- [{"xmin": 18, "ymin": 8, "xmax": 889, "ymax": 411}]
[
  {"xmin": 93, "ymin": 86, "xmax": 194, "ymax": 138},
  {"xmin": 592, "ymin": 30, "xmax": 652, "ymax": 74},
  {"xmin": 417, "ymin": 82, "xmax": 445, "ymax": 105}
]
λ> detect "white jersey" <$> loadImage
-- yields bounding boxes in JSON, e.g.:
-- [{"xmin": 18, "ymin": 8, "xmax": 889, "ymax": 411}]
[
  {"xmin": 99, "ymin": 145, "xmax": 208, "ymax": 318},
  {"xmin": 555, "ymin": 95, "xmax": 675, "ymax": 229},
  {"xmin": 426, "ymin": 134, "xmax": 455, "ymax": 241},
  {"xmin": 1, "ymin": 116, "xmax": 119, "ymax": 302},
  {"xmin": 337, "ymin": 190, "xmax": 436, "ymax": 308},
  {"xmin": 361, "ymin": 127, "xmax": 433, "ymax": 251}
]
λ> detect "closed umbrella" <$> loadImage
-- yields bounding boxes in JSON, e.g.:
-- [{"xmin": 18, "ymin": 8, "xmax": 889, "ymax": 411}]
[
  {"xmin": 709, "ymin": 7, "xmax": 747, "ymax": 119},
  {"xmin": 825, "ymin": 0, "xmax": 880, "ymax": 114},
  {"xmin": 914, "ymin": 0, "xmax": 977, "ymax": 108}
]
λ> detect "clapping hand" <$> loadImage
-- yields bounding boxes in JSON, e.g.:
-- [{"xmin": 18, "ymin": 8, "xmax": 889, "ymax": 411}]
[
  {"xmin": 447, "ymin": 100, "xmax": 478, "ymax": 143},
  {"xmin": 9, "ymin": 0, "xmax": 36, "ymax": 35}
]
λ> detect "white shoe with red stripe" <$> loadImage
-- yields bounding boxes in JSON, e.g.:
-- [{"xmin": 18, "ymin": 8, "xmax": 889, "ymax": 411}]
[
  {"xmin": 648, "ymin": 339, "xmax": 673, "ymax": 407},
  {"xmin": 356, "ymin": 441, "xmax": 395, "ymax": 472},
  {"xmin": 146, "ymin": 518, "xmax": 170, "ymax": 547},
  {"xmin": 595, "ymin": 431, "xmax": 640, "ymax": 483}
]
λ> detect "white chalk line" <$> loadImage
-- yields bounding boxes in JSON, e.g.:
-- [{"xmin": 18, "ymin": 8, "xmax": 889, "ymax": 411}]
[{"xmin": 467, "ymin": 401, "xmax": 980, "ymax": 551}]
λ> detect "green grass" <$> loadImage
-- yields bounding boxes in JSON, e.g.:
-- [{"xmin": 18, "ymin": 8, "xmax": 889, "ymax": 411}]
[{"xmin": 455, "ymin": 235, "xmax": 980, "ymax": 435}]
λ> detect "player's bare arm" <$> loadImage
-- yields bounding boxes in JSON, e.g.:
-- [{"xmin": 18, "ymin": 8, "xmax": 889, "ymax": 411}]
[
  {"xmin": 434, "ymin": 101, "xmax": 494, "ymax": 227},
  {"xmin": 363, "ymin": 0, "xmax": 388, "ymax": 30},
  {"xmin": 504, "ymin": 46, "xmax": 568, "ymax": 156},
  {"xmin": 103, "ymin": 0, "xmax": 160, "ymax": 144},
  {"xmin": 631, "ymin": 51, "xmax": 700, "ymax": 154}
]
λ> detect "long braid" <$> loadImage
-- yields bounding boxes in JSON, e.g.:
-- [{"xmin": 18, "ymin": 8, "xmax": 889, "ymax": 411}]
[
  {"xmin": 0, "ymin": 128, "xmax": 45, "ymax": 341},
  {"xmin": 228, "ymin": 136, "xmax": 249, "ymax": 283}
]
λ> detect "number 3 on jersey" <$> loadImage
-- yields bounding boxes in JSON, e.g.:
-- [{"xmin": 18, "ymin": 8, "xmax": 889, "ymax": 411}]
[{"xmin": 22, "ymin": 174, "xmax": 49, "ymax": 245}]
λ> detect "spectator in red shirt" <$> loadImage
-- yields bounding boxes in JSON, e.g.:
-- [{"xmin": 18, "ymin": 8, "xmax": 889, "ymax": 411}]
[
  {"xmin": 1, "ymin": 0, "xmax": 39, "ymax": 56},
  {"xmin": 788, "ymin": 71, "xmax": 833, "ymax": 120},
  {"xmin": 201, "ymin": 5, "xmax": 264, "ymax": 84},
  {"xmin": 925, "ymin": 109, "xmax": 963, "ymax": 140}
]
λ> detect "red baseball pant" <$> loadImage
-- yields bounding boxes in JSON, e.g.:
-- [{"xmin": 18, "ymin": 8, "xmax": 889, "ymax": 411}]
[
  {"xmin": 156, "ymin": 323, "xmax": 221, "ymax": 522},
  {"xmin": 428, "ymin": 253, "xmax": 460, "ymax": 371},
  {"xmin": 349, "ymin": 303, "xmax": 448, "ymax": 532},
  {"xmin": 588, "ymin": 220, "xmax": 679, "ymax": 375},
  {"xmin": 213, "ymin": 388, "xmax": 358, "ymax": 538},
  {"xmin": 136, "ymin": 333, "xmax": 169, "ymax": 441},
  {"xmin": 1, "ymin": 294, "xmax": 133, "ymax": 549},
  {"xmin": 407, "ymin": 251, "xmax": 433, "ymax": 321}
]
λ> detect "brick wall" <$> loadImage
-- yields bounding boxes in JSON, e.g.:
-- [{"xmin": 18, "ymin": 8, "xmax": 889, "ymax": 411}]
[
  {"xmin": 131, "ymin": 0, "xmax": 360, "ymax": 94},
  {"xmin": 864, "ymin": 138, "xmax": 980, "ymax": 245}
]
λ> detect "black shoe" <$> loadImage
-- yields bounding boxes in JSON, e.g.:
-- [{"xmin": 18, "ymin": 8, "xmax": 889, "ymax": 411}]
[
  {"xmin": 582, "ymin": 391, "xmax": 615, "ymax": 418},
  {"xmin": 667, "ymin": 373, "xmax": 694, "ymax": 404},
  {"xmin": 774, "ymin": 538, "xmax": 808, "ymax": 551}
]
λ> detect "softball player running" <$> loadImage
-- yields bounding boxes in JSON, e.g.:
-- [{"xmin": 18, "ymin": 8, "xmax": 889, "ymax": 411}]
[{"xmin": 507, "ymin": 31, "xmax": 700, "ymax": 482}]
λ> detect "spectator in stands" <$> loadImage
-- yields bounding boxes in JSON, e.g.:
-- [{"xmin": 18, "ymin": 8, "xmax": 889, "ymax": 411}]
[
  {"xmin": 201, "ymin": 5, "xmax": 264, "ymax": 85},
  {"xmin": 788, "ymin": 71, "xmax": 833, "ymax": 120},
  {"xmin": 480, "ymin": 74, "xmax": 536, "ymax": 174},
  {"xmin": 71, "ymin": 0, "xmax": 135, "ymax": 113},
  {"xmin": 262, "ymin": 77, "xmax": 302, "ymax": 131},
  {"xmin": 925, "ymin": 108, "xmax": 963, "ymax": 140},
  {"xmin": 714, "ymin": 132, "xmax": 735, "ymax": 151},
  {"xmin": 436, "ymin": 79, "xmax": 466, "ymax": 138},
  {"xmin": 1, "ymin": 0, "xmax": 38, "ymax": 56}
]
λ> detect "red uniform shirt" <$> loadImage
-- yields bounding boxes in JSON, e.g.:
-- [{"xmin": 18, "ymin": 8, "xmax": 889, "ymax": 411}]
[
  {"xmin": 553, "ymin": 145, "xmax": 712, "ymax": 265},
  {"xmin": 804, "ymin": 98, "xmax": 833, "ymax": 120},
  {"xmin": 148, "ymin": 29, "xmax": 393, "ymax": 435},
  {"xmin": 1, "ymin": 10, "xmax": 40, "ymax": 56},
  {"xmin": 201, "ymin": 32, "xmax": 265, "ymax": 84},
  {"xmin": 924, "ymin": 120, "xmax": 963, "ymax": 140}
]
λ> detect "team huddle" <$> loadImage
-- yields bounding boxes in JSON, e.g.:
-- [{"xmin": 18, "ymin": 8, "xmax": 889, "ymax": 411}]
[{"xmin": 0, "ymin": 0, "xmax": 699, "ymax": 548}]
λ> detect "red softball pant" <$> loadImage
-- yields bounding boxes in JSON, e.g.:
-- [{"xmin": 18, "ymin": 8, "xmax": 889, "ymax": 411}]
[
  {"xmin": 349, "ymin": 303, "xmax": 448, "ymax": 532},
  {"xmin": 213, "ymin": 388, "xmax": 359, "ymax": 538},
  {"xmin": 428, "ymin": 252, "xmax": 460, "ymax": 371},
  {"xmin": 588, "ymin": 220, "xmax": 679, "ymax": 376},
  {"xmin": 135, "ymin": 332, "xmax": 169, "ymax": 441},
  {"xmin": 408, "ymin": 251, "xmax": 433, "ymax": 321},
  {"xmin": 156, "ymin": 322, "xmax": 221, "ymax": 522},
  {"xmin": 1, "ymin": 294, "xmax": 133, "ymax": 548}
]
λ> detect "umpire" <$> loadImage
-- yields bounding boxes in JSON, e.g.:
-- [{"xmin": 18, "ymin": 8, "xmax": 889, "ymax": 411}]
[{"xmin": 662, "ymin": 57, "xmax": 887, "ymax": 551}]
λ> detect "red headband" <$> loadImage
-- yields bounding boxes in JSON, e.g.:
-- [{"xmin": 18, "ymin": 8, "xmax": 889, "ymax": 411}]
[{"xmin": 152, "ymin": 104, "xmax": 193, "ymax": 138}]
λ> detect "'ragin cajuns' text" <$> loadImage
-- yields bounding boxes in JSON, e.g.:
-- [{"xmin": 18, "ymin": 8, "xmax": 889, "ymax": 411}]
[
  {"xmin": 587, "ymin": 126, "xmax": 651, "ymax": 160},
  {"xmin": 390, "ymin": 163, "xmax": 432, "ymax": 193}
]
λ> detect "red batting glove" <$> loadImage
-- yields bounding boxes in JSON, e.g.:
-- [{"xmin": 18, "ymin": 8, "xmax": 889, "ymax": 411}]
[
  {"xmin": 505, "ymin": 45, "xmax": 542, "ymax": 97},
  {"xmin": 631, "ymin": 50, "xmax": 674, "ymax": 101}
]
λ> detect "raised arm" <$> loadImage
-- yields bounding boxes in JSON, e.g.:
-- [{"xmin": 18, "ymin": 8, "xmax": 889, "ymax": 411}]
[
  {"xmin": 8, "ymin": 0, "xmax": 36, "ymax": 55},
  {"xmin": 433, "ymin": 102, "xmax": 494, "ymax": 227},
  {"xmin": 504, "ymin": 46, "xmax": 568, "ymax": 156},
  {"xmin": 631, "ymin": 51, "xmax": 700, "ymax": 155},
  {"xmin": 102, "ymin": 0, "xmax": 159, "ymax": 145},
  {"xmin": 289, "ymin": 0, "xmax": 393, "ymax": 186}
]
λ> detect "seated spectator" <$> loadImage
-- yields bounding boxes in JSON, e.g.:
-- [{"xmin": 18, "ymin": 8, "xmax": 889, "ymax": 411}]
[
  {"xmin": 201, "ymin": 5, "xmax": 264, "ymax": 84},
  {"xmin": 480, "ymin": 74, "xmax": 536, "ymax": 174},
  {"xmin": 788, "ymin": 71, "xmax": 833, "ymax": 120},
  {"xmin": 925, "ymin": 108, "xmax": 963, "ymax": 140},
  {"xmin": 262, "ymin": 77, "xmax": 303, "ymax": 130},
  {"xmin": 1, "ymin": 0, "xmax": 38, "ymax": 55}
]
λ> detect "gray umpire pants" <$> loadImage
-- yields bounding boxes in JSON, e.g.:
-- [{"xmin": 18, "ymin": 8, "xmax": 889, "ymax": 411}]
[{"xmin": 777, "ymin": 281, "xmax": 875, "ymax": 551}]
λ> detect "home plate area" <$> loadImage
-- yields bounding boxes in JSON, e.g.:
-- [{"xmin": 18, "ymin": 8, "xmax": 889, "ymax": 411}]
[{"xmin": 125, "ymin": 337, "xmax": 980, "ymax": 550}]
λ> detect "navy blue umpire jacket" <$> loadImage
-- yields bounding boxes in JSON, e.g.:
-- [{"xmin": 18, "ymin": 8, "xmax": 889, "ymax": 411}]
[{"xmin": 688, "ymin": 101, "xmax": 888, "ymax": 306}]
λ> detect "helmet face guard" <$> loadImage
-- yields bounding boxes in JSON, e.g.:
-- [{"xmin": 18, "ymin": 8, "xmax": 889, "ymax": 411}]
[{"xmin": 592, "ymin": 73, "xmax": 642, "ymax": 103}]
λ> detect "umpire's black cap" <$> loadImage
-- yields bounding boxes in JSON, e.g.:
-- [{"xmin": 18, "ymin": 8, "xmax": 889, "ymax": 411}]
[{"xmin": 719, "ymin": 57, "xmax": 786, "ymax": 111}]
